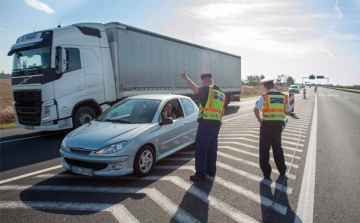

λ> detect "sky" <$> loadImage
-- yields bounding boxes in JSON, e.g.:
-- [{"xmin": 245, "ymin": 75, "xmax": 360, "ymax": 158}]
[{"xmin": 0, "ymin": 0, "xmax": 359, "ymax": 86}]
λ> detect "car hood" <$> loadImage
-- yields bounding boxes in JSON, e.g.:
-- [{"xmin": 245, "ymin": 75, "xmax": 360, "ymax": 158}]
[{"xmin": 64, "ymin": 121, "xmax": 149, "ymax": 150}]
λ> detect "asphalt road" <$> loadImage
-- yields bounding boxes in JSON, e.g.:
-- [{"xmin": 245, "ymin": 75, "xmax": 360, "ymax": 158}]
[{"xmin": 0, "ymin": 89, "xmax": 359, "ymax": 222}]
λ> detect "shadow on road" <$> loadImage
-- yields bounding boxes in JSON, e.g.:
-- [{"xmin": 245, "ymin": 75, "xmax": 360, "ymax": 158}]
[
  {"xmin": 260, "ymin": 176, "xmax": 302, "ymax": 223},
  {"xmin": 0, "ymin": 130, "xmax": 70, "ymax": 172}
]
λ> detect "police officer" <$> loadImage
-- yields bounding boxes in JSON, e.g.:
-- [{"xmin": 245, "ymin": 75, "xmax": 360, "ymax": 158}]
[
  {"xmin": 254, "ymin": 79, "xmax": 292, "ymax": 179},
  {"xmin": 181, "ymin": 69, "xmax": 226, "ymax": 181}
]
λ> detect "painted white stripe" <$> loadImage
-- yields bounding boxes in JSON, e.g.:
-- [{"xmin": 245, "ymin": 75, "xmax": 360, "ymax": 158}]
[
  {"xmin": 282, "ymin": 132, "xmax": 306, "ymax": 138},
  {"xmin": 222, "ymin": 113, "xmax": 254, "ymax": 123},
  {"xmin": 0, "ymin": 201, "xmax": 139, "ymax": 223},
  {"xmin": 36, "ymin": 165, "xmax": 294, "ymax": 194},
  {"xmin": 218, "ymin": 133, "xmax": 305, "ymax": 142},
  {"xmin": 219, "ymin": 137, "xmax": 304, "ymax": 147},
  {"xmin": 295, "ymin": 94, "xmax": 318, "ymax": 223},
  {"xmin": 217, "ymin": 145, "xmax": 301, "ymax": 160},
  {"xmin": 0, "ymin": 185, "xmax": 199, "ymax": 223},
  {"xmin": 213, "ymin": 176, "xmax": 288, "ymax": 215},
  {"xmin": 218, "ymin": 141, "xmax": 303, "ymax": 153},
  {"xmin": 0, "ymin": 165, "xmax": 62, "ymax": 185},
  {"xmin": 0, "ymin": 132, "xmax": 67, "ymax": 144},
  {"xmin": 167, "ymin": 176, "xmax": 259, "ymax": 223},
  {"xmin": 344, "ymin": 96, "xmax": 349, "ymax": 99},
  {"xmin": 133, "ymin": 175, "xmax": 287, "ymax": 215},
  {"xmin": 216, "ymin": 161, "xmax": 296, "ymax": 180}
]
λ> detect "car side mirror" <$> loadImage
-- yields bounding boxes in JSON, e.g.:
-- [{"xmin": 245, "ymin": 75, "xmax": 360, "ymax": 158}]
[{"xmin": 159, "ymin": 117, "xmax": 173, "ymax": 126}]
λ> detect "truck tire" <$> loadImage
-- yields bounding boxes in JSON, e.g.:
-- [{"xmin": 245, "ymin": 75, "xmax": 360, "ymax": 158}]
[
  {"xmin": 73, "ymin": 106, "xmax": 96, "ymax": 129},
  {"xmin": 133, "ymin": 145, "xmax": 154, "ymax": 177}
]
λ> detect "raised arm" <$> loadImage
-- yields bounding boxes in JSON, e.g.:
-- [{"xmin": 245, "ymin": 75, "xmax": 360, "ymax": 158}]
[{"xmin": 181, "ymin": 69, "xmax": 199, "ymax": 94}]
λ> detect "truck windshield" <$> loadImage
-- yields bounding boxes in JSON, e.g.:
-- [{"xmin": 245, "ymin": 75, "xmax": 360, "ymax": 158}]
[{"xmin": 12, "ymin": 46, "xmax": 51, "ymax": 71}]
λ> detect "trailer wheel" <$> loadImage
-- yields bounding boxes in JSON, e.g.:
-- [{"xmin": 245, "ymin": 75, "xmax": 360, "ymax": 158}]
[
  {"xmin": 133, "ymin": 145, "xmax": 154, "ymax": 177},
  {"xmin": 73, "ymin": 106, "xmax": 96, "ymax": 129}
]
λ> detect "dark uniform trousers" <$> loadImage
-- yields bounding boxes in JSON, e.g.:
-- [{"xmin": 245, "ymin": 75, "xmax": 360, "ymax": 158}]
[{"xmin": 259, "ymin": 122, "xmax": 287, "ymax": 177}]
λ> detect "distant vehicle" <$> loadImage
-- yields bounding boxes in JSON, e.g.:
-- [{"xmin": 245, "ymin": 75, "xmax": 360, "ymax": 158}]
[
  {"xmin": 60, "ymin": 94, "xmax": 198, "ymax": 177},
  {"xmin": 288, "ymin": 85, "xmax": 300, "ymax": 94},
  {"xmin": 8, "ymin": 22, "xmax": 241, "ymax": 131}
]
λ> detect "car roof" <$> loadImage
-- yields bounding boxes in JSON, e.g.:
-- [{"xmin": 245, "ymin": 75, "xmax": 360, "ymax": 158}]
[{"xmin": 127, "ymin": 94, "xmax": 191, "ymax": 101}]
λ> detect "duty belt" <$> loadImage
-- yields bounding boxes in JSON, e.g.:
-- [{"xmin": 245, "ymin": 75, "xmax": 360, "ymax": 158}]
[
  {"xmin": 199, "ymin": 113, "xmax": 221, "ymax": 119},
  {"xmin": 263, "ymin": 114, "xmax": 285, "ymax": 119}
]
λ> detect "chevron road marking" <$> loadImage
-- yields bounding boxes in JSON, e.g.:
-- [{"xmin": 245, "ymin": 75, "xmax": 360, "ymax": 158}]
[
  {"xmin": 0, "ymin": 183, "xmax": 258, "ymax": 223},
  {"xmin": 0, "ymin": 185, "xmax": 200, "ymax": 223},
  {"xmin": 0, "ymin": 201, "xmax": 140, "ymax": 223}
]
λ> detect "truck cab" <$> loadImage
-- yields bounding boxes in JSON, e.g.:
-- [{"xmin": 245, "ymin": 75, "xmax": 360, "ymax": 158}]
[{"xmin": 8, "ymin": 24, "xmax": 115, "ymax": 130}]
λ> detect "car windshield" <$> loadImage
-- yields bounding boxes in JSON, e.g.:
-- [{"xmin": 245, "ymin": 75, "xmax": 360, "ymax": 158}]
[
  {"xmin": 12, "ymin": 46, "xmax": 51, "ymax": 72},
  {"xmin": 98, "ymin": 99, "xmax": 161, "ymax": 124},
  {"xmin": 290, "ymin": 85, "xmax": 299, "ymax": 88}
]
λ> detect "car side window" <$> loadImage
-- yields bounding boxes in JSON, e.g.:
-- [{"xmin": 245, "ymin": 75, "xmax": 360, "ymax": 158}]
[
  {"xmin": 65, "ymin": 48, "xmax": 81, "ymax": 72},
  {"xmin": 180, "ymin": 98, "xmax": 195, "ymax": 116}
]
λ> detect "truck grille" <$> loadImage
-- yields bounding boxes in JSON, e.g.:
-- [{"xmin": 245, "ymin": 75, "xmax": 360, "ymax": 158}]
[{"xmin": 13, "ymin": 90, "xmax": 42, "ymax": 126}]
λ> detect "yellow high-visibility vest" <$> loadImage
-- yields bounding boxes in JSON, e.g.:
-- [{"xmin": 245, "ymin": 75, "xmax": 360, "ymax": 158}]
[
  {"xmin": 198, "ymin": 86, "xmax": 226, "ymax": 121},
  {"xmin": 261, "ymin": 92, "xmax": 288, "ymax": 121}
]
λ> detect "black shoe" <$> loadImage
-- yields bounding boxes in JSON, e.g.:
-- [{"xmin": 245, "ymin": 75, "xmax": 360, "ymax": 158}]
[
  {"xmin": 206, "ymin": 172, "xmax": 215, "ymax": 177},
  {"xmin": 189, "ymin": 175, "xmax": 206, "ymax": 181}
]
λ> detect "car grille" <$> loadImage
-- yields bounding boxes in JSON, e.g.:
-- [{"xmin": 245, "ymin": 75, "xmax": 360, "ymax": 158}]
[
  {"xmin": 64, "ymin": 157, "xmax": 108, "ymax": 171},
  {"xmin": 69, "ymin": 147, "xmax": 92, "ymax": 155}
]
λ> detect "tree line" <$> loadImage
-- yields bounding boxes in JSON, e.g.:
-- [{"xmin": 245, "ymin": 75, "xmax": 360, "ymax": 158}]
[{"xmin": 243, "ymin": 74, "xmax": 295, "ymax": 86}]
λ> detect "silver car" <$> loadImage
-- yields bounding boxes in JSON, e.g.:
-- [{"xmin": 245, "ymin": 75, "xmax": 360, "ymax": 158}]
[{"xmin": 60, "ymin": 94, "xmax": 199, "ymax": 177}]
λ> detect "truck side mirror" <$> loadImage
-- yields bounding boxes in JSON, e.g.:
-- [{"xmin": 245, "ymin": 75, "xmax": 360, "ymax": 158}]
[{"xmin": 55, "ymin": 46, "xmax": 66, "ymax": 74}]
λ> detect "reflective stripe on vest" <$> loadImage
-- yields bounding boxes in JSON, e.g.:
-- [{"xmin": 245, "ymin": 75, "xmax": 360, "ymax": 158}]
[
  {"xmin": 261, "ymin": 93, "xmax": 288, "ymax": 121},
  {"xmin": 198, "ymin": 87, "xmax": 226, "ymax": 121}
]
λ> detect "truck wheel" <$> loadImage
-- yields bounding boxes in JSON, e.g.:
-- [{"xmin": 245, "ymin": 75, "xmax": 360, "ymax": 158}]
[
  {"xmin": 133, "ymin": 145, "xmax": 154, "ymax": 177},
  {"xmin": 73, "ymin": 106, "xmax": 96, "ymax": 129}
]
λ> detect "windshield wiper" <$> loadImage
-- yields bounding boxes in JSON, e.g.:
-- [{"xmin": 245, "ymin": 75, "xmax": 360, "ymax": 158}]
[{"xmin": 105, "ymin": 119, "xmax": 132, "ymax": 123}]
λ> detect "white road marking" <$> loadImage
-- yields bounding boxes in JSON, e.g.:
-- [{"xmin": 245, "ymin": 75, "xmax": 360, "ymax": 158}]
[
  {"xmin": 295, "ymin": 93, "xmax": 318, "ymax": 223},
  {"xmin": 0, "ymin": 165, "xmax": 62, "ymax": 185},
  {"xmin": 344, "ymin": 97, "xmax": 349, "ymax": 99},
  {"xmin": 218, "ymin": 141, "xmax": 303, "ymax": 153},
  {"xmin": 0, "ymin": 201, "xmax": 139, "ymax": 223},
  {"xmin": 0, "ymin": 132, "xmax": 67, "ymax": 144},
  {"xmin": 218, "ymin": 145, "xmax": 301, "ymax": 160},
  {"xmin": 219, "ymin": 137, "xmax": 304, "ymax": 147},
  {"xmin": 0, "ymin": 185, "xmax": 199, "ymax": 223}
]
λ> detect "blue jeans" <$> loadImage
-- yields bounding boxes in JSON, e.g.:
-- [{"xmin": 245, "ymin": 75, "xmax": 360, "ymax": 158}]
[{"xmin": 194, "ymin": 123, "xmax": 221, "ymax": 178}]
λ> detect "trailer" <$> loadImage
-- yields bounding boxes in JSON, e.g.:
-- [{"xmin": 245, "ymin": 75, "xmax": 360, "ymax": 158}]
[{"xmin": 8, "ymin": 22, "xmax": 241, "ymax": 131}]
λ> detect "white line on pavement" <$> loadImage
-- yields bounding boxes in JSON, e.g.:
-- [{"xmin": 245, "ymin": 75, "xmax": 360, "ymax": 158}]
[
  {"xmin": 0, "ymin": 165, "xmax": 62, "ymax": 185},
  {"xmin": 0, "ymin": 201, "xmax": 140, "ymax": 223},
  {"xmin": 0, "ymin": 185, "xmax": 199, "ymax": 223},
  {"xmin": 295, "ymin": 93, "xmax": 318, "ymax": 223}
]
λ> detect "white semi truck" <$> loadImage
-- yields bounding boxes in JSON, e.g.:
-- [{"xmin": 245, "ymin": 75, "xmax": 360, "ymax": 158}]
[{"xmin": 8, "ymin": 22, "xmax": 241, "ymax": 131}]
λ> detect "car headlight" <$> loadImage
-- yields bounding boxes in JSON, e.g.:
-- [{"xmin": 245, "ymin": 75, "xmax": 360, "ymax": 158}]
[
  {"xmin": 61, "ymin": 138, "xmax": 69, "ymax": 151},
  {"xmin": 95, "ymin": 141, "xmax": 127, "ymax": 154}
]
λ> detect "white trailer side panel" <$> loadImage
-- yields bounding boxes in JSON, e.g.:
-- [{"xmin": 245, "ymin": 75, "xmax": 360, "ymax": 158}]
[{"xmin": 105, "ymin": 22, "xmax": 241, "ymax": 100}]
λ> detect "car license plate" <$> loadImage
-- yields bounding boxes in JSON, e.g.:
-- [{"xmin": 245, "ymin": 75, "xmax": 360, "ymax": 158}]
[
  {"xmin": 25, "ymin": 125, "xmax": 34, "ymax": 130},
  {"xmin": 70, "ymin": 165, "xmax": 93, "ymax": 176}
]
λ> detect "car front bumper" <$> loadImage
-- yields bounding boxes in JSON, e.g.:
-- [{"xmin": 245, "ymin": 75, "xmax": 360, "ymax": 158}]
[{"xmin": 60, "ymin": 149, "xmax": 134, "ymax": 177}]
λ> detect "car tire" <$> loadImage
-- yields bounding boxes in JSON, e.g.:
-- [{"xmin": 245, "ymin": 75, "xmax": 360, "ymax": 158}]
[
  {"xmin": 73, "ymin": 106, "xmax": 96, "ymax": 129},
  {"xmin": 133, "ymin": 145, "xmax": 155, "ymax": 177}
]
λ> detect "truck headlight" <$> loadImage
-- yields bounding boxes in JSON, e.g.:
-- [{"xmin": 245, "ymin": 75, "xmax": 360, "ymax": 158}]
[
  {"xmin": 43, "ymin": 103, "xmax": 55, "ymax": 121},
  {"xmin": 95, "ymin": 141, "xmax": 127, "ymax": 154}
]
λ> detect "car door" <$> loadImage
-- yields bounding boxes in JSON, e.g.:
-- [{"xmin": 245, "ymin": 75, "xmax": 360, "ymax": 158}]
[{"xmin": 156, "ymin": 99, "xmax": 189, "ymax": 154}]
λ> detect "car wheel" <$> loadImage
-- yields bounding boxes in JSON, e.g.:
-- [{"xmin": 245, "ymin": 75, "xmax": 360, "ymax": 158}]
[
  {"xmin": 133, "ymin": 145, "xmax": 154, "ymax": 177},
  {"xmin": 73, "ymin": 106, "xmax": 96, "ymax": 129}
]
